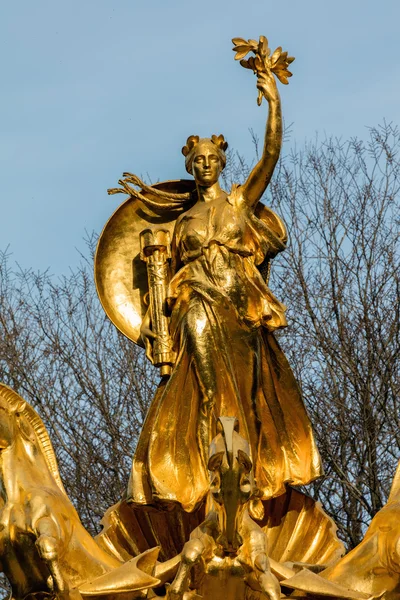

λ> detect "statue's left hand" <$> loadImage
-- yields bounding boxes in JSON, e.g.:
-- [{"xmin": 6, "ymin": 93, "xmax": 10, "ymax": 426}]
[{"xmin": 140, "ymin": 308, "xmax": 157, "ymax": 364}]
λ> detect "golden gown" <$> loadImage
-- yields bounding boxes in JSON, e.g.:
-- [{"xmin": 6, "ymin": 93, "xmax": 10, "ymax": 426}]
[{"xmin": 129, "ymin": 186, "xmax": 323, "ymax": 511}]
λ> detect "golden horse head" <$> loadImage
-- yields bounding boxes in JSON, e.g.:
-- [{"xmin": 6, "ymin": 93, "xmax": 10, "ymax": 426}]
[{"xmin": 0, "ymin": 384, "xmax": 161, "ymax": 600}]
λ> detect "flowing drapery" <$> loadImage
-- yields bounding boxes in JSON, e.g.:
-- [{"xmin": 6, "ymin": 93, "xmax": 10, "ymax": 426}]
[{"xmin": 128, "ymin": 193, "xmax": 323, "ymax": 511}]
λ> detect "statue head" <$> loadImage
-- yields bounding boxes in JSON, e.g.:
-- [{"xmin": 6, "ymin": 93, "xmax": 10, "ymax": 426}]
[{"xmin": 182, "ymin": 135, "xmax": 228, "ymax": 186}]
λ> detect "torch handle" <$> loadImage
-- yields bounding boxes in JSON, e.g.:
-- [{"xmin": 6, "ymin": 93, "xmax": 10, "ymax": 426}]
[{"xmin": 140, "ymin": 229, "xmax": 175, "ymax": 376}]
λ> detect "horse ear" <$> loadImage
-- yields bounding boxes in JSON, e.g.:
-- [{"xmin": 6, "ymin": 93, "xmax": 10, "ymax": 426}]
[
  {"xmin": 237, "ymin": 449, "xmax": 252, "ymax": 473},
  {"xmin": 208, "ymin": 451, "xmax": 224, "ymax": 472}
]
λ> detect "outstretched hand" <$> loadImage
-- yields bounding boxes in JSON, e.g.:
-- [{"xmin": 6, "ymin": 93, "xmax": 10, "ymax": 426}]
[
  {"xmin": 232, "ymin": 36, "xmax": 294, "ymax": 106},
  {"xmin": 256, "ymin": 69, "xmax": 279, "ymax": 104}
]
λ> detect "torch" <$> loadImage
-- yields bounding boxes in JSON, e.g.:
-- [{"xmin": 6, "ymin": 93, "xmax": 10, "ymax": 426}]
[{"xmin": 140, "ymin": 228, "xmax": 176, "ymax": 376}]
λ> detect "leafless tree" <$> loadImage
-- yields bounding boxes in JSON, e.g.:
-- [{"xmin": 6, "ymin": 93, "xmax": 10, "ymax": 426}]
[{"xmin": 0, "ymin": 240, "xmax": 158, "ymax": 532}]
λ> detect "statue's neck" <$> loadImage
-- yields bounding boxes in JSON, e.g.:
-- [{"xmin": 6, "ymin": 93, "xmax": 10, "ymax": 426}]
[{"xmin": 196, "ymin": 182, "xmax": 225, "ymax": 203}]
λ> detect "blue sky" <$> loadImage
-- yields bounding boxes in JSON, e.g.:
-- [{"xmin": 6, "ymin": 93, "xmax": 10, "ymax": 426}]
[{"xmin": 2, "ymin": 0, "xmax": 400, "ymax": 273}]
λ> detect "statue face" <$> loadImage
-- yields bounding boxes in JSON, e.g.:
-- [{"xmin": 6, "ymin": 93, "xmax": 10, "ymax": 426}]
[{"xmin": 191, "ymin": 141, "xmax": 222, "ymax": 186}]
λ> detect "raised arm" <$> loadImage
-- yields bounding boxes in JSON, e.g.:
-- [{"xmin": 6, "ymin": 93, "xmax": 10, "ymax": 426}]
[{"xmin": 242, "ymin": 69, "xmax": 282, "ymax": 208}]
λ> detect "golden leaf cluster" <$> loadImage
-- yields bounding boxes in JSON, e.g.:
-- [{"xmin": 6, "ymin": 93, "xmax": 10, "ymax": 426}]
[{"xmin": 232, "ymin": 35, "xmax": 295, "ymax": 85}]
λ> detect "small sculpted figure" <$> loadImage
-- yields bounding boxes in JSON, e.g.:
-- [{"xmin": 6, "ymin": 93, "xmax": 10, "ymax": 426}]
[{"xmin": 165, "ymin": 417, "xmax": 280, "ymax": 600}]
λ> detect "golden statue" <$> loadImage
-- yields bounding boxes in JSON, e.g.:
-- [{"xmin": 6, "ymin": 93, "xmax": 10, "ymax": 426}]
[
  {"xmin": 96, "ymin": 36, "xmax": 322, "ymax": 515},
  {"xmin": 92, "ymin": 36, "xmax": 400, "ymax": 599},
  {"xmin": 2, "ymin": 34, "xmax": 399, "ymax": 600}
]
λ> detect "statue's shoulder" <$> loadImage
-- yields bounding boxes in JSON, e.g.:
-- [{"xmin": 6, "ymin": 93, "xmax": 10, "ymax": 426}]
[{"xmin": 226, "ymin": 183, "xmax": 245, "ymax": 207}]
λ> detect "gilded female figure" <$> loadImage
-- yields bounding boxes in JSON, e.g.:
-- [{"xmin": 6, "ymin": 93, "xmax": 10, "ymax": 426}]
[{"xmin": 127, "ymin": 60, "xmax": 323, "ymax": 512}]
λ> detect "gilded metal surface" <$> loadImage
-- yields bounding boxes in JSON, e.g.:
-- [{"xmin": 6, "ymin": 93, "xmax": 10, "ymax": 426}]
[
  {"xmin": 140, "ymin": 229, "xmax": 176, "ymax": 375},
  {"xmin": 5, "ymin": 33, "xmax": 398, "ymax": 600},
  {"xmin": 165, "ymin": 417, "xmax": 281, "ymax": 600},
  {"xmin": 94, "ymin": 181, "xmax": 286, "ymax": 350},
  {"xmin": 78, "ymin": 548, "xmax": 161, "ymax": 598},
  {"xmin": 277, "ymin": 462, "xmax": 400, "ymax": 599},
  {"xmin": 95, "ymin": 180, "xmax": 194, "ymax": 348},
  {"xmin": 98, "ymin": 36, "xmax": 325, "ymax": 513},
  {"xmin": 281, "ymin": 569, "xmax": 371, "ymax": 599},
  {"xmin": 97, "ymin": 485, "xmax": 344, "ymax": 566},
  {"xmin": 96, "ymin": 421, "xmax": 344, "ymax": 600},
  {"xmin": 0, "ymin": 384, "xmax": 160, "ymax": 600},
  {"xmin": 319, "ymin": 460, "xmax": 400, "ymax": 599}
]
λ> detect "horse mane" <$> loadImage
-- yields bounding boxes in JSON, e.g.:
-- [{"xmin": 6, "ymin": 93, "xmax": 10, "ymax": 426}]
[{"xmin": 0, "ymin": 383, "xmax": 67, "ymax": 495}]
